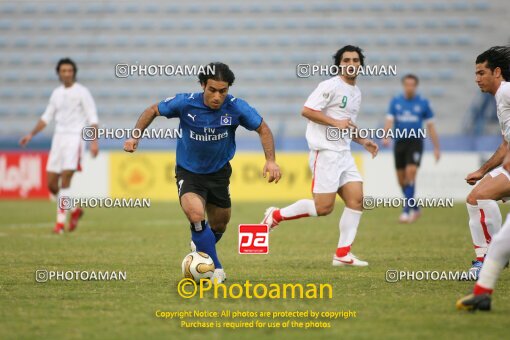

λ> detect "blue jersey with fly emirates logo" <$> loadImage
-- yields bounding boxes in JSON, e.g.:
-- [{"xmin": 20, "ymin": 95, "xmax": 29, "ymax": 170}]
[{"xmin": 158, "ymin": 92, "xmax": 263, "ymax": 174}]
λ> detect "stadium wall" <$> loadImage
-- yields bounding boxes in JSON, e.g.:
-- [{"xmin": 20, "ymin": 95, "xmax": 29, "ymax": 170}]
[{"xmin": 0, "ymin": 151, "xmax": 484, "ymax": 201}]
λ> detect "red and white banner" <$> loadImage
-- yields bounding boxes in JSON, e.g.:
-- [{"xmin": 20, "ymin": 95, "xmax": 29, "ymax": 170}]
[{"xmin": 0, "ymin": 152, "xmax": 49, "ymax": 199}]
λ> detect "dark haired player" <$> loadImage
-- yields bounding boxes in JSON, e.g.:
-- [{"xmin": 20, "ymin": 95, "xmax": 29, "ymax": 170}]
[
  {"xmin": 457, "ymin": 46, "xmax": 510, "ymax": 311},
  {"xmin": 261, "ymin": 45, "xmax": 378, "ymax": 266},
  {"xmin": 382, "ymin": 74, "xmax": 441, "ymax": 223},
  {"xmin": 123, "ymin": 62, "xmax": 281, "ymax": 283},
  {"xmin": 20, "ymin": 58, "xmax": 99, "ymax": 234}
]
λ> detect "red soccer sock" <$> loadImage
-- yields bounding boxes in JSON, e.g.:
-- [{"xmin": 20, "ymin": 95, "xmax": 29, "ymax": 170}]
[
  {"xmin": 272, "ymin": 209, "xmax": 283, "ymax": 223},
  {"xmin": 473, "ymin": 283, "xmax": 493, "ymax": 296},
  {"xmin": 335, "ymin": 246, "xmax": 351, "ymax": 258},
  {"xmin": 476, "ymin": 257, "xmax": 485, "ymax": 262}
]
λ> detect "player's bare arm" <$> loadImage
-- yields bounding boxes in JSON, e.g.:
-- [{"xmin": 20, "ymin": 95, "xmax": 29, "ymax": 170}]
[
  {"xmin": 465, "ymin": 136, "xmax": 508, "ymax": 185},
  {"xmin": 382, "ymin": 117, "xmax": 393, "ymax": 147},
  {"xmin": 89, "ymin": 124, "xmax": 99, "ymax": 158},
  {"xmin": 123, "ymin": 103, "xmax": 160, "ymax": 153},
  {"xmin": 352, "ymin": 135, "xmax": 379, "ymax": 158},
  {"xmin": 301, "ymin": 107, "xmax": 357, "ymax": 130},
  {"xmin": 426, "ymin": 121, "xmax": 441, "ymax": 162},
  {"xmin": 19, "ymin": 119, "xmax": 47, "ymax": 147},
  {"xmin": 256, "ymin": 120, "xmax": 281, "ymax": 183}
]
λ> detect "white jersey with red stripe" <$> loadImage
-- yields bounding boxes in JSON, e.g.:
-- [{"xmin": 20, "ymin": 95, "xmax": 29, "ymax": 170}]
[
  {"xmin": 41, "ymin": 82, "xmax": 98, "ymax": 135},
  {"xmin": 304, "ymin": 76, "xmax": 362, "ymax": 152},
  {"xmin": 496, "ymin": 81, "xmax": 510, "ymax": 141},
  {"xmin": 42, "ymin": 82, "xmax": 97, "ymax": 173}
]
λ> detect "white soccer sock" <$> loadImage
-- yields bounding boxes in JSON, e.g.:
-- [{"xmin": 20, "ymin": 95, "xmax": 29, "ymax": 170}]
[
  {"xmin": 477, "ymin": 258, "xmax": 505, "ymax": 290},
  {"xmin": 477, "ymin": 199, "xmax": 502, "ymax": 243},
  {"xmin": 57, "ymin": 187, "xmax": 71, "ymax": 224},
  {"xmin": 478, "ymin": 214, "xmax": 510, "ymax": 289},
  {"xmin": 280, "ymin": 199, "xmax": 317, "ymax": 220},
  {"xmin": 337, "ymin": 207, "xmax": 362, "ymax": 249},
  {"xmin": 466, "ymin": 203, "xmax": 487, "ymax": 257}
]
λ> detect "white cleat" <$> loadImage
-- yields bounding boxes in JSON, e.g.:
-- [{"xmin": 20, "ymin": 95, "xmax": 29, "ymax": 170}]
[
  {"xmin": 211, "ymin": 268, "xmax": 227, "ymax": 284},
  {"xmin": 190, "ymin": 240, "xmax": 196, "ymax": 252},
  {"xmin": 399, "ymin": 212, "xmax": 410, "ymax": 223},
  {"xmin": 332, "ymin": 253, "xmax": 368, "ymax": 267},
  {"xmin": 261, "ymin": 207, "xmax": 280, "ymax": 231},
  {"xmin": 408, "ymin": 209, "xmax": 422, "ymax": 223}
]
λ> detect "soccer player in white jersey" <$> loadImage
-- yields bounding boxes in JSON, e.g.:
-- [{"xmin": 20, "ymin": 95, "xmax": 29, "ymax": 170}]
[
  {"xmin": 456, "ymin": 46, "xmax": 510, "ymax": 311},
  {"xmin": 19, "ymin": 58, "xmax": 99, "ymax": 234},
  {"xmin": 261, "ymin": 45, "xmax": 378, "ymax": 266}
]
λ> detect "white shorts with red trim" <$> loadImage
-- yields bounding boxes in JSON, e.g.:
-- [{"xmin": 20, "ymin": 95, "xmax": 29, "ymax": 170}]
[
  {"xmin": 489, "ymin": 166, "xmax": 510, "ymax": 181},
  {"xmin": 488, "ymin": 166, "xmax": 510, "ymax": 201},
  {"xmin": 309, "ymin": 149, "xmax": 362, "ymax": 194},
  {"xmin": 46, "ymin": 133, "xmax": 84, "ymax": 173}
]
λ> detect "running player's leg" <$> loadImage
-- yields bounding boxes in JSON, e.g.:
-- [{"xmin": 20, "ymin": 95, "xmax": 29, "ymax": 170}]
[
  {"xmin": 456, "ymin": 213, "xmax": 510, "ymax": 311},
  {"xmin": 206, "ymin": 204, "xmax": 231, "ymax": 243},
  {"xmin": 334, "ymin": 181, "xmax": 366, "ymax": 266},
  {"xmin": 404, "ymin": 139, "xmax": 423, "ymax": 222},
  {"xmin": 47, "ymin": 171, "xmax": 65, "ymax": 233},
  {"xmin": 180, "ymin": 192, "xmax": 222, "ymax": 269},
  {"xmin": 404, "ymin": 164, "xmax": 418, "ymax": 220},
  {"xmin": 47, "ymin": 171, "xmax": 60, "ymax": 196},
  {"xmin": 333, "ymin": 152, "xmax": 367, "ymax": 266},
  {"xmin": 394, "ymin": 141, "xmax": 409, "ymax": 222},
  {"xmin": 262, "ymin": 150, "xmax": 340, "ymax": 228},
  {"xmin": 466, "ymin": 172, "xmax": 507, "ymax": 271}
]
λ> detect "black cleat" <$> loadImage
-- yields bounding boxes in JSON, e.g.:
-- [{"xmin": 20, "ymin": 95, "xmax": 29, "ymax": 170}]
[{"xmin": 456, "ymin": 293, "xmax": 491, "ymax": 311}]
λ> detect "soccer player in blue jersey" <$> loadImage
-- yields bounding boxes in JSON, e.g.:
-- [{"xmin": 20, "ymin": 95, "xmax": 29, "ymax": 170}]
[
  {"xmin": 382, "ymin": 74, "xmax": 441, "ymax": 223},
  {"xmin": 123, "ymin": 62, "xmax": 281, "ymax": 283}
]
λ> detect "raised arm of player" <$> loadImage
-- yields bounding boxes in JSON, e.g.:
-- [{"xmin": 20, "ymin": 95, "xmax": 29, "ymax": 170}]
[
  {"xmin": 466, "ymin": 136, "xmax": 508, "ymax": 185},
  {"xmin": 123, "ymin": 103, "xmax": 160, "ymax": 153},
  {"xmin": 256, "ymin": 120, "xmax": 281, "ymax": 184},
  {"xmin": 426, "ymin": 121, "xmax": 441, "ymax": 162},
  {"xmin": 301, "ymin": 107, "xmax": 357, "ymax": 130}
]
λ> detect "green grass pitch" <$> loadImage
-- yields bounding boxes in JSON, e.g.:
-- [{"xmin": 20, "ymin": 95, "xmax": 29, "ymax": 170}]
[{"xmin": 1, "ymin": 200, "xmax": 509, "ymax": 339}]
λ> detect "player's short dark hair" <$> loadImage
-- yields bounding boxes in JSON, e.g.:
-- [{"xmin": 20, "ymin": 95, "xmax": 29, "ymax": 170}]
[
  {"xmin": 476, "ymin": 46, "xmax": 510, "ymax": 81},
  {"xmin": 333, "ymin": 45, "xmax": 365, "ymax": 67},
  {"xmin": 198, "ymin": 62, "xmax": 235, "ymax": 87},
  {"xmin": 56, "ymin": 58, "xmax": 77, "ymax": 78},
  {"xmin": 402, "ymin": 74, "xmax": 419, "ymax": 85}
]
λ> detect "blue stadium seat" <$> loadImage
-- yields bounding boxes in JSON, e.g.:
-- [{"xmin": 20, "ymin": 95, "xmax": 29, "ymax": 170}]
[
  {"xmin": 465, "ymin": 17, "xmax": 480, "ymax": 28},
  {"xmin": 473, "ymin": 2, "xmax": 490, "ymax": 10},
  {"xmin": 444, "ymin": 18, "xmax": 461, "ymax": 28},
  {"xmin": 410, "ymin": 3, "xmax": 426, "ymax": 11},
  {"xmin": 21, "ymin": 2, "xmax": 38, "ymax": 15},
  {"xmin": 403, "ymin": 20, "xmax": 418, "ymax": 29},
  {"xmin": 452, "ymin": 2, "xmax": 469, "ymax": 11},
  {"xmin": 436, "ymin": 36, "xmax": 452, "ymax": 46},
  {"xmin": 0, "ymin": 20, "xmax": 12, "ymax": 30},
  {"xmin": 144, "ymin": 4, "xmax": 159, "ymax": 13},
  {"xmin": 350, "ymin": 3, "xmax": 365, "ymax": 11},
  {"xmin": 368, "ymin": 3, "xmax": 384, "ymax": 11},
  {"xmin": 431, "ymin": 3, "xmax": 447, "ymax": 11},
  {"xmin": 457, "ymin": 36, "xmax": 471, "ymax": 45},
  {"xmin": 18, "ymin": 20, "xmax": 33, "ymax": 30},
  {"xmin": 43, "ymin": 3, "xmax": 58, "ymax": 14},
  {"xmin": 390, "ymin": 3, "xmax": 405, "ymax": 11},
  {"xmin": 63, "ymin": 3, "xmax": 80, "ymax": 14},
  {"xmin": 87, "ymin": 3, "xmax": 104, "ymax": 14},
  {"xmin": 1, "ymin": 3, "xmax": 16, "ymax": 14},
  {"xmin": 59, "ymin": 20, "xmax": 74, "ymax": 31}
]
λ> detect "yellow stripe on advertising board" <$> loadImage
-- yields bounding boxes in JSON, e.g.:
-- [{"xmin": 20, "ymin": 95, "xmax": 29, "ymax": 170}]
[{"xmin": 109, "ymin": 151, "xmax": 363, "ymax": 201}]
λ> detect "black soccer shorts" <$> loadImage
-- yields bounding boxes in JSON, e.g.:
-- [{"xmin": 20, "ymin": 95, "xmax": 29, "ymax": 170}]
[
  {"xmin": 175, "ymin": 162, "xmax": 232, "ymax": 208},
  {"xmin": 394, "ymin": 138, "xmax": 424, "ymax": 169}
]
